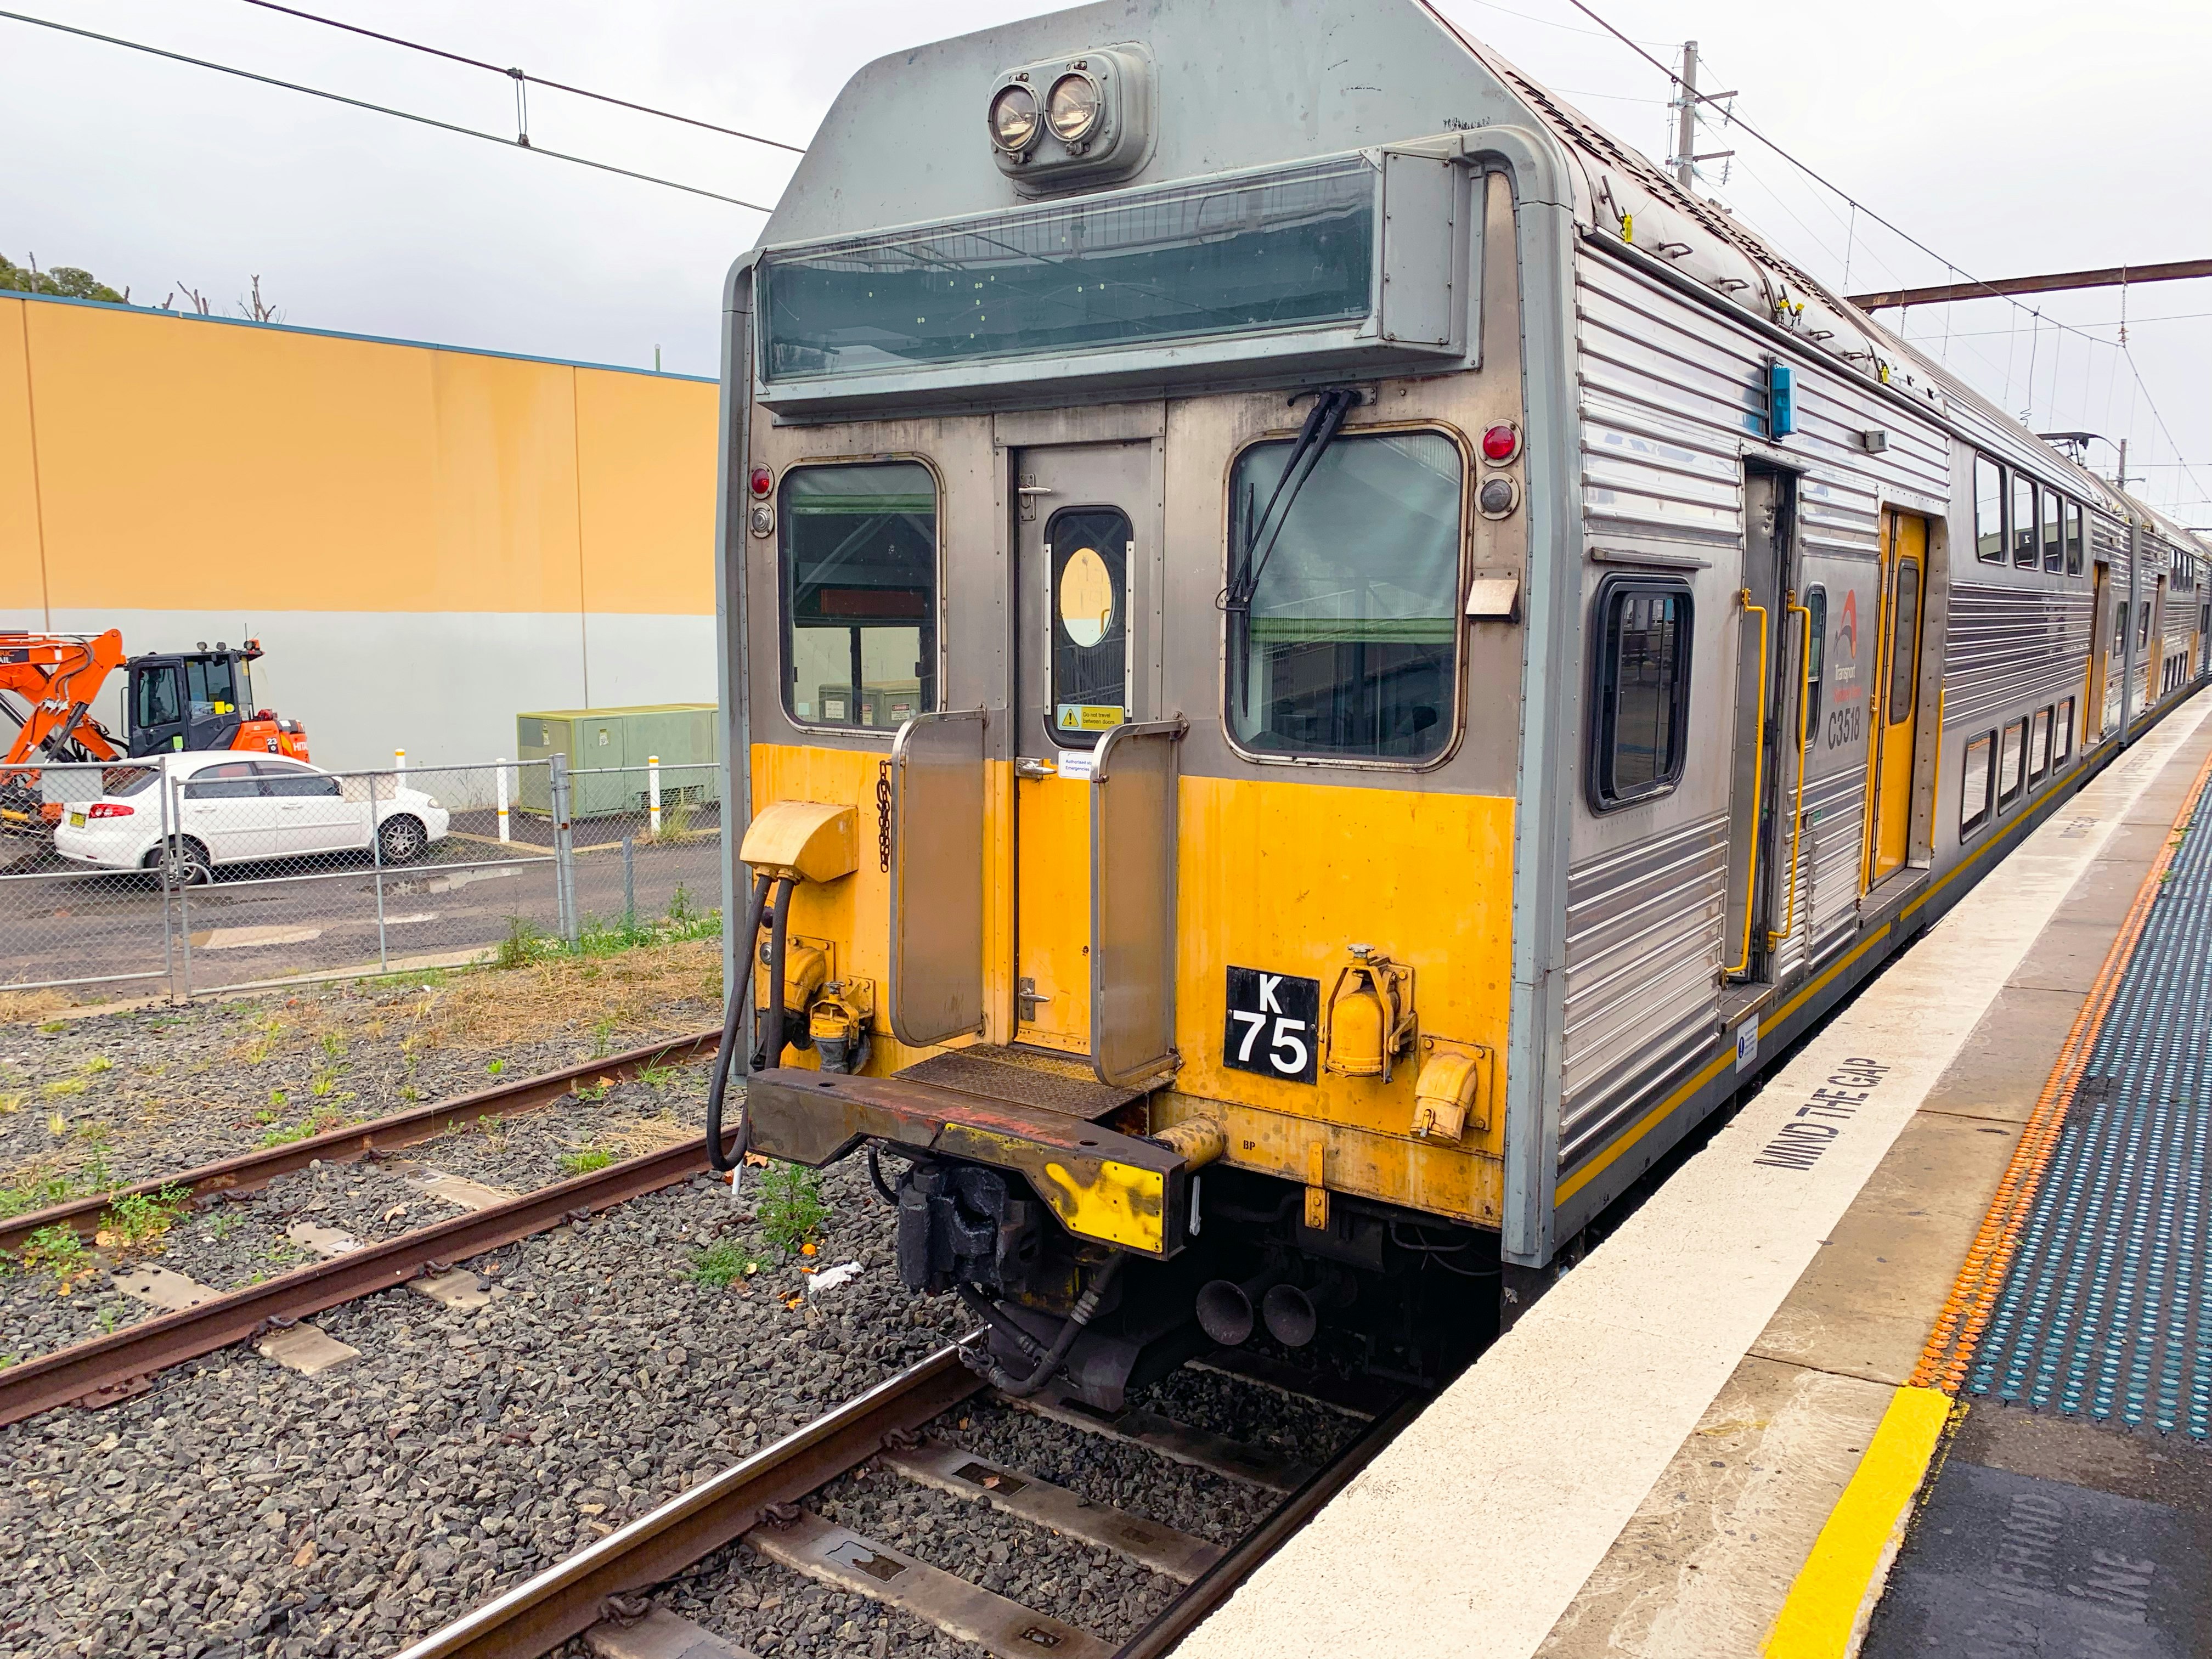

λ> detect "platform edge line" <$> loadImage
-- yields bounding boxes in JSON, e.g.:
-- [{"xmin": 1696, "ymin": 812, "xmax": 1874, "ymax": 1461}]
[{"xmin": 1757, "ymin": 1384, "xmax": 1954, "ymax": 1659}]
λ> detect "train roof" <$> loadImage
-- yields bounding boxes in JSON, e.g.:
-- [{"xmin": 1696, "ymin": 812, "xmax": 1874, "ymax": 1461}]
[{"xmin": 760, "ymin": 0, "xmax": 2204, "ymax": 557}]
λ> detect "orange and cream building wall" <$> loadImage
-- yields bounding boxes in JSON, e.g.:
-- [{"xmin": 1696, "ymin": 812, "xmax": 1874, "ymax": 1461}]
[{"xmin": 1, "ymin": 291, "xmax": 718, "ymax": 770}]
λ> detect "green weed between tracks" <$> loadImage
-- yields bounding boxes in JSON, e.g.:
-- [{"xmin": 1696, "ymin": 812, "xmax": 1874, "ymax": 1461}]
[
  {"xmin": 556, "ymin": 1147, "xmax": 613, "ymax": 1177},
  {"xmin": 690, "ymin": 1238, "xmax": 766, "ymax": 1288},
  {"xmin": 755, "ymin": 1162, "xmax": 828, "ymax": 1255}
]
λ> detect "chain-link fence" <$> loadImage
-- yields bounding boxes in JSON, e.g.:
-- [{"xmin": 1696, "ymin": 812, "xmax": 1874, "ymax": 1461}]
[{"xmin": 0, "ymin": 751, "xmax": 726, "ymax": 1001}]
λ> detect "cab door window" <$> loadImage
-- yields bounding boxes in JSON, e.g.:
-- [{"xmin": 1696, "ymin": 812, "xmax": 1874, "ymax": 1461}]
[
  {"xmin": 1046, "ymin": 507, "xmax": 1130, "ymax": 747},
  {"xmin": 778, "ymin": 461, "xmax": 938, "ymax": 730},
  {"xmin": 135, "ymin": 666, "xmax": 183, "ymax": 730},
  {"xmin": 1225, "ymin": 430, "xmax": 1462, "ymax": 762}
]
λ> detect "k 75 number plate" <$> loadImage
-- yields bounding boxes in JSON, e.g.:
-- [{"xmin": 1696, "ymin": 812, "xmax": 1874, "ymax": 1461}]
[{"xmin": 1222, "ymin": 966, "xmax": 1319, "ymax": 1085}]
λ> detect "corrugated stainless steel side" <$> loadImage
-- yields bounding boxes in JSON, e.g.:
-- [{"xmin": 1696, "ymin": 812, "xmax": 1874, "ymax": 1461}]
[
  {"xmin": 1559, "ymin": 811, "xmax": 1728, "ymax": 1163},
  {"xmin": 1769, "ymin": 765, "xmax": 1867, "ymax": 979},
  {"xmin": 1943, "ymin": 581, "xmax": 2094, "ymax": 728}
]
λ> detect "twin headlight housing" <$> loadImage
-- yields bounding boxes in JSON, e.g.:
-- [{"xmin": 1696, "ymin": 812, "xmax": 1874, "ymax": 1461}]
[{"xmin": 986, "ymin": 45, "xmax": 1152, "ymax": 191}]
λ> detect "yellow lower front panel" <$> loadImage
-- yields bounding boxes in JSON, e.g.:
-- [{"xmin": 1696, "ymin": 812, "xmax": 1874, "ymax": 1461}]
[{"xmin": 747, "ymin": 744, "xmax": 1514, "ymax": 1229}]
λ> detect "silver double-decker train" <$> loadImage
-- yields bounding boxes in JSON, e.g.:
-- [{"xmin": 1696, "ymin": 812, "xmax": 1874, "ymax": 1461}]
[{"xmin": 698, "ymin": 0, "xmax": 2210, "ymax": 1406}]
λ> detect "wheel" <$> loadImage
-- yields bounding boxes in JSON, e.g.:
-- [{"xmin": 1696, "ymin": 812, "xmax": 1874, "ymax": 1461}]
[
  {"xmin": 153, "ymin": 837, "xmax": 212, "ymax": 886},
  {"xmin": 377, "ymin": 813, "xmax": 428, "ymax": 865}
]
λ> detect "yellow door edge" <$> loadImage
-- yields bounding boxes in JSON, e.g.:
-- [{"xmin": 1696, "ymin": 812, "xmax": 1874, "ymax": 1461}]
[{"xmin": 1759, "ymin": 1384, "xmax": 1956, "ymax": 1659}]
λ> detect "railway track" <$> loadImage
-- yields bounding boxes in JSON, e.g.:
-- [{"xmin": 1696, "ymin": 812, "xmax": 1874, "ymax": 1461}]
[
  {"xmin": 395, "ymin": 1341, "xmax": 1425, "ymax": 1659},
  {"xmin": 0, "ymin": 1029, "xmax": 723, "ymax": 1427}
]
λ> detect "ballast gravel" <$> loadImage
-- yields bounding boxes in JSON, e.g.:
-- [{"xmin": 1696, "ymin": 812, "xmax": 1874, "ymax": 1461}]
[
  {"xmin": 0, "ymin": 1159, "xmax": 969, "ymax": 1658},
  {"xmin": 0, "ymin": 1075, "xmax": 712, "ymax": 1367}
]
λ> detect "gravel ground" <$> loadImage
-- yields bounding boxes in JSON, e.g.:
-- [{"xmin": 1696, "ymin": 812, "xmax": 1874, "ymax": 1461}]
[
  {"xmin": 0, "ymin": 1073, "xmax": 709, "ymax": 1367},
  {"xmin": 0, "ymin": 940, "xmax": 720, "ymax": 1211},
  {"xmin": 0, "ymin": 946, "xmax": 1372, "ymax": 1659},
  {"xmin": 0, "ymin": 1157, "xmax": 966, "ymax": 1658},
  {"xmin": 0, "ymin": 1136, "xmax": 1365, "ymax": 1659}
]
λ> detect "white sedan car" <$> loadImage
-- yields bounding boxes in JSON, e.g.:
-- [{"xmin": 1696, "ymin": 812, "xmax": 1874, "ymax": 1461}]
[{"xmin": 54, "ymin": 754, "xmax": 449, "ymax": 881}]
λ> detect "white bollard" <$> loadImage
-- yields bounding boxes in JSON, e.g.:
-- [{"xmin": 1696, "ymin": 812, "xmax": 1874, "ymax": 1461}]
[
  {"xmin": 393, "ymin": 747, "xmax": 407, "ymax": 780},
  {"xmin": 495, "ymin": 757, "xmax": 511, "ymax": 844},
  {"xmin": 647, "ymin": 754, "xmax": 662, "ymax": 839}
]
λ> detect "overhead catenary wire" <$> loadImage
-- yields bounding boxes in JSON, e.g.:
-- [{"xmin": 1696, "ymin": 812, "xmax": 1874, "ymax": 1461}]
[
  {"xmin": 0, "ymin": 8, "xmax": 775, "ymax": 212},
  {"xmin": 235, "ymin": 0, "xmax": 806, "ymax": 156},
  {"xmin": 1558, "ymin": 0, "xmax": 2210, "ymax": 518}
]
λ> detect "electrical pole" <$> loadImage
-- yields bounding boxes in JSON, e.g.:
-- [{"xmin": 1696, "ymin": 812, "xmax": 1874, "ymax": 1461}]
[
  {"xmin": 1674, "ymin": 42, "xmax": 1699, "ymax": 191},
  {"xmin": 2117, "ymin": 438, "xmax": 2129, "ymax": 492}
]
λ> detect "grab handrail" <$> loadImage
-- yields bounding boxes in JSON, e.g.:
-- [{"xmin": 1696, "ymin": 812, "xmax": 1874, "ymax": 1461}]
[
  {"xmin": 1769, "ymin": 596, "xmax": 1813, "ymax": 952},
  {"xmin": 1726, "ymin": 589, "xmax": 1769, "ymax": 980}
]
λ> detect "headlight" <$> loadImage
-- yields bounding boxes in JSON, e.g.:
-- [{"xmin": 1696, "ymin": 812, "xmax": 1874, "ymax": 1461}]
[
  {"xmin": 988, "ymin": 83, "xmax": 1039, "ymax": 151},
  {"xmin": 1047, "ymin": 73, "xmax": 1101, "ymax": 143}
]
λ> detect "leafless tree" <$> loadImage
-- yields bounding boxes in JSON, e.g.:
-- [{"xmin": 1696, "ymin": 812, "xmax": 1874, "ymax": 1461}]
[{"xmin": 237, "ymin": 275, "xmax": 284, "ymax": 324}]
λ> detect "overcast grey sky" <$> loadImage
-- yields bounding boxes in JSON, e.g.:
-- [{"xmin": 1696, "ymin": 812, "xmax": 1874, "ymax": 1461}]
[{"xmin": 4, "ymin": 0, "xmax": 2207, "ymax": 523}]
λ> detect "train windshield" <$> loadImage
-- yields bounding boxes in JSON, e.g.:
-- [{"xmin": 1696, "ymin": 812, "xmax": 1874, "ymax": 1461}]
[
  {"xmin": 1226, "ymin": 430, "xmax": 1462, "ymax": 761},
  {"xmin": 758, "ymin": 157, "xmax": 1375, "ymax": 382}
]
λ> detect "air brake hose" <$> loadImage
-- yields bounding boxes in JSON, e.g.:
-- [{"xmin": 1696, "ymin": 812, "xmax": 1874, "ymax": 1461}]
[
  {"xmin": 963, "ymin": 1256, "xmax": 1126, "ymax": 1398},
  {"xmin": 759, "ymin": 874, "xmax": 796, "ymax": 1072},
  {"xmin": 704, "ymin": 871, "xmax": 775, "ymax": 1173}
]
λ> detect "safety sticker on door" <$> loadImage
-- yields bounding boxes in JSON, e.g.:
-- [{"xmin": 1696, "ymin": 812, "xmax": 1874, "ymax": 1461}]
[{"xmin": 1223, "ymin": 967, "xmax": 1319, "ymax": 1084}]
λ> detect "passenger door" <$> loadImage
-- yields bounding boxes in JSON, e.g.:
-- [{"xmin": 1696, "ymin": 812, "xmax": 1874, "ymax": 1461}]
[
  {"xmin": 178, "ymin": 760, "xmax": 276, "ymax": 865},
  {"xmin": 1865, "ymin": 511, "xmax": 1927, "ymax": 888},
  {"xmin": 1723, "ymin": 467, "xmax": 1796, "ymax": 983},
  {"xmin": 257, "ymin": 760, "xmax": 361, "ymax": 856},
  {"xmin": 1010, "ymin": 443, "xmax": 1159, "ymax": 1057}
]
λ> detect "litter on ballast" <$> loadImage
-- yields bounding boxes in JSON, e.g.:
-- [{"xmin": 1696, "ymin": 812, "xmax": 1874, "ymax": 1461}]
[{"xmin": 806, "ymin": 1261, "xmax": 864, "ymax": 1295}]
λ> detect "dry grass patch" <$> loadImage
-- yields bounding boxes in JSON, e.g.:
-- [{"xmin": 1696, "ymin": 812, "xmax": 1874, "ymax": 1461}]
[{"xmin": 0, "ymin": 989, "xmax": 72, "ymax": 1026}]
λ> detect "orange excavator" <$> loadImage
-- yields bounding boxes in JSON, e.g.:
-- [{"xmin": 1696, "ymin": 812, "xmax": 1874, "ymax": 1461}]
[{"xmin": 1, "ymin": 630, "xmax": 309, "ymax": 835}]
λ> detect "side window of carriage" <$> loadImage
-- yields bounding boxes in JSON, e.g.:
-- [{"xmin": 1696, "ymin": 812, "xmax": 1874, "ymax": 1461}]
[
  {"xmin": 1587, "ymin": 575, "xmax": 1694, "ymax": 812},
  {"xmin": 778, "ymin": 461, "xmax": 939, "ymax": 730}
]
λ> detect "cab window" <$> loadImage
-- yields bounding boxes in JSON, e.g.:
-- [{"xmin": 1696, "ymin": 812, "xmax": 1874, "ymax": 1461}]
[
  {"xmin": 185, "ymin": 657, "xmax": 237, "ymax": 715},
  {"xmin": 778, "ymin": 462, "xmax": 938, "ymax": 730},
  {"xmin": 1225, "ymin": 430, "xmax": 1462, "ymax": 762}
]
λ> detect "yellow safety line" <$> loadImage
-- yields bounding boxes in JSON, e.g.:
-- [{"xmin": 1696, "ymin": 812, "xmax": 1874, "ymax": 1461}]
[{"xmin": 1759, "ymin": 1386, "xmax": 1954, "ymax": 1658}]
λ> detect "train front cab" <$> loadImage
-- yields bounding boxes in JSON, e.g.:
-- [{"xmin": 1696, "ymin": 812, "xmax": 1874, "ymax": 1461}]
[{"xmin": 719, "ymin": 57, "xmax": 1565, "ymax": 1407}]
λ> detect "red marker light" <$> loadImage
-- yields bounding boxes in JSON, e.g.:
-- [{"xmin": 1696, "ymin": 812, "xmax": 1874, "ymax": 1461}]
[
  {"xmin": 1481, "ymin": 424, "xmax": 1521, "ymax": 464},
  {"xmin": 748, "ymin": 465, "xmax": 774, "ymax": 498}
]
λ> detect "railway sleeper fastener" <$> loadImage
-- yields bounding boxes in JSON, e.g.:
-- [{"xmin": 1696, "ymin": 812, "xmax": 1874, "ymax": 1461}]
[
  {"xmin": 763, "ymin": 1502, "xmax": 804, "ymax": 1528},
  {"xmin": 74, "ymin": 1375, "xmax": 151, "ymax": 1410},
  {"xmin": 598, "ymin": 1594, "xmax": 653, "ymax": 1628}
]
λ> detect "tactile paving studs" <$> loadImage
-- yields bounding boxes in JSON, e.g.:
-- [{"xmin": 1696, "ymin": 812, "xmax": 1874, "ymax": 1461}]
[{"xmin": 1965, "ymin": 768, "xmax": 2212, "ymax": 1440}]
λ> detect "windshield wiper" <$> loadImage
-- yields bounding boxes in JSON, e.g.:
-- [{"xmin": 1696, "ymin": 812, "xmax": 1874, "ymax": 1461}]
[{"xmin": 1223, "ymin": 386, "xmax": 1359, "ymax": 614}]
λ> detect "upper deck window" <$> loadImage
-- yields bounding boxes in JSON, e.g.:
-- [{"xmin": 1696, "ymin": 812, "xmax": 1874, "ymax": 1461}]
[
  {"xmin": 759, "ymin": 158, "xmax": 1375, "ymax": 382},
  {"xmin": 779, "ymin": 462, "xmax": 937, "ymax": 731},
  {"xmin": 1224, "ymin": 430, "xmax": 1462, "ymax": 764}
]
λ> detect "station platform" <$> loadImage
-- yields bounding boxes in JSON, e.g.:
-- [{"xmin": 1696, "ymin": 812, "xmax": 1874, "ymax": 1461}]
[{"xmin": 1177, "ymin": 691, "xmax": 2212, "ymax": 1659}]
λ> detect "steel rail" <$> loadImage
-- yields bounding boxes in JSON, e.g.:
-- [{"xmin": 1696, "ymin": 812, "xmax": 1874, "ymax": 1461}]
[
  {"xmin": 393, "ymin": 1344, "xmax": 985, "ymax": 1659},
  {"xmin": 1111, "ymin": 1388, "xmax": 1431, "ymax": 1658},
  {"xmin": 0, "ymin": 1028, "xmax": 720, "ymax": 1253},
  {"xmin": 0, "ymin": 1125, "xmax": 731, "ymax": 1428},
  {"xmin": 398, "ymin": 1346, "xmax": 1427, "ymax": 1659}
]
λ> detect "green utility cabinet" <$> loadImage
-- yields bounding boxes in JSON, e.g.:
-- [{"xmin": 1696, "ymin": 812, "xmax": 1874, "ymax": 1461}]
[{"xmin": 516, "ymin": 703, "xmax": 719, "ymax": 817}]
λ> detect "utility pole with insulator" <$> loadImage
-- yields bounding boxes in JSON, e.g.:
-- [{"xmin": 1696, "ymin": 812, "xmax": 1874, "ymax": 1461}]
[{"xmin": 1673, "ymin": 42, "xmax": 1699, "ymax": 191}]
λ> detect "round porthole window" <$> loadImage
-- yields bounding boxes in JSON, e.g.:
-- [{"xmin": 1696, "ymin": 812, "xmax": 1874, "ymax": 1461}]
[{"xmin": 1058, "ymin": 545, "xmax": 1116, "ymax": 647}]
